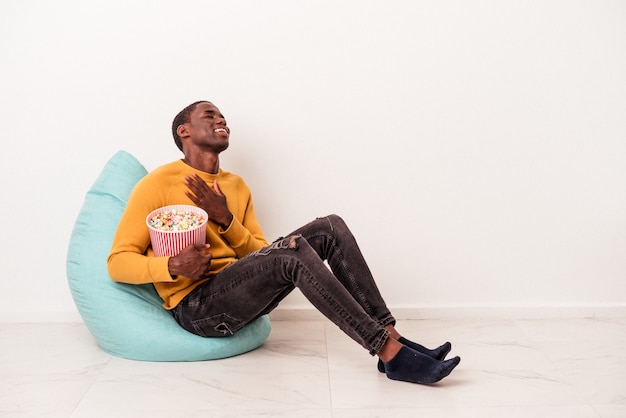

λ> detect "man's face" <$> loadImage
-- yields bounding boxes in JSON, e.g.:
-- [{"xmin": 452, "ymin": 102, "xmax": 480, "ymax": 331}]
[{"xmin": 180, "ymin": 102, "xmax": 230, "ymax": 153}]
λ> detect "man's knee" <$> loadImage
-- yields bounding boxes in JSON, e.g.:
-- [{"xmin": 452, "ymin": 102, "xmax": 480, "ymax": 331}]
[
  {"xmin": 254, "ymin": 235, "xmax": 301, "ymax": 256},
  {"xmin": 317, "ymin": 214, "xmax": 347, "ymax": 233}
]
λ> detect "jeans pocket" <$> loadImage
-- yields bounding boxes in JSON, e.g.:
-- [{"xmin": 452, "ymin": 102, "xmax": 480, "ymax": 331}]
[{"xmin": 191, "ymin": 313, "xmax": 244, "ymax": 337}]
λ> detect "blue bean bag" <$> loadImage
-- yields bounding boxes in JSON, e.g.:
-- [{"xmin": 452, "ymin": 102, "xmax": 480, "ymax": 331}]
[{"xmin": 66, "ymin": 150, "xmax": 271, "ymax": 361}]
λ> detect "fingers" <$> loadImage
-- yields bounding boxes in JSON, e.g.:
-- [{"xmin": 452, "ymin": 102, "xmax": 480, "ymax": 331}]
[
  {"xmin": 185, "ymin": 174, "xmax": 209, "ymax": 196},
  {"xmin": 185, "ymin": 175, "xmax": 223, "ymax": 198},
  {"xmin": 198, "ymin": 245, "xmax": 212, "ymax": 278},
  {"xmin": 185, "ymin": 190, "xmax": 200, "ymax": 206},
  {"xmin": 178, "ymin": 244, "xmax": 212, "ymax": 280},
  {"xmin": 184, "ymin": 176, "xmax": 229, "ymax": 227},
  {"xmin": 198, "ymin": 243, "xmax": 212, "ymax": 257},
  {"xmin": 212, "ymin": 179, "xmax": 224, "ymax": 196}
]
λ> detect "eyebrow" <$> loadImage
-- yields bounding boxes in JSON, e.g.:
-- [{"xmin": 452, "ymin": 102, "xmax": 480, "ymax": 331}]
[{"xmin": 201, "ymin": 109, "xmax": 224, "ymax": 118}]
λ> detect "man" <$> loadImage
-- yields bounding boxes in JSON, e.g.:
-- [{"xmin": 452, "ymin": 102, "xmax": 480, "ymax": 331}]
[{"xmin": 108, "ymin": 100, "xmax": 460, "ymax": 384}]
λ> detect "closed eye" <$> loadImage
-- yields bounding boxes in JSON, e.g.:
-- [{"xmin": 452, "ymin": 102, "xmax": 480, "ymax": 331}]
[{"xmin": 202, "ymin": 110, "xmax": 225, "ymax": 120}]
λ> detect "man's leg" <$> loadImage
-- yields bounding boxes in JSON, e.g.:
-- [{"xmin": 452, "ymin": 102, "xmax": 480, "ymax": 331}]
[
  {"xmin": 173, "ymin": 216, "xmax": 460, "ymax": 384},
  {"xmin": 286, "ymin": 214, "xmax": 395, "ymax": 328},
  {"xmin": 289, "ymin": 215, "xmax": 455, "ymax": 372},
  {"xmin": 173, "ymin": 234, "xmax": 390, "ymax": 355}
]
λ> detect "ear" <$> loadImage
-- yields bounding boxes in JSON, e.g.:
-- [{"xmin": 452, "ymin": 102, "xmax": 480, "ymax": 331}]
[{"xmin": 177, "ymin": 124, "xmax": 189, "ymax": 140}]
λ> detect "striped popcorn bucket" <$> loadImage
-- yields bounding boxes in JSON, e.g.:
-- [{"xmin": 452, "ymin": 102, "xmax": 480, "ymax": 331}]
[{"xmin": 146, "ymin": 205, "xmax": 208, "ymax": 257}]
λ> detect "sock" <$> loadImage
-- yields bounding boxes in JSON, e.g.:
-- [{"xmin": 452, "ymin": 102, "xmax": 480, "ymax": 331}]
[
  {"xmin": 377, "ymin": 339, "xmax": 452, "ymax": 373},
  {"xmin": 400, "ymin": 338, "xmax": 452, "ymax": 360},
  {"xmin": 383, "ymin": 346, "xmax": 461, "ymax": 385}
]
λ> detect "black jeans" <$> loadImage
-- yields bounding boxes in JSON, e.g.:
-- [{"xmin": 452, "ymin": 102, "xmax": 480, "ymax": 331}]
[{"xmin": 173, "ymin": 214, "xmax": 395, "ymax": 355}]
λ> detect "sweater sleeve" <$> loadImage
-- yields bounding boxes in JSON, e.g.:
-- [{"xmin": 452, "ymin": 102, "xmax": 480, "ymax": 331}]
[
  {"xmin": 219, "ymin": 191, "xmax": 269, "ymax": 258},
  {"xmin": 107, "ymin": 179, "xmax": 175, "ymax": 285}
]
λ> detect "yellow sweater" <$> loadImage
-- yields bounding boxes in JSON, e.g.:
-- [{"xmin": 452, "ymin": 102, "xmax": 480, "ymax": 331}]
[{"xmin": 107, "ymin": 160, "xmax": 269, "ymax": 309}]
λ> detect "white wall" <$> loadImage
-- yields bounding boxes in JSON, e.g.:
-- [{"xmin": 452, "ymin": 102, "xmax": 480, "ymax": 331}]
[{"xmin": 1, "ymin": 0, "xmax": 625, "ymax": 320}]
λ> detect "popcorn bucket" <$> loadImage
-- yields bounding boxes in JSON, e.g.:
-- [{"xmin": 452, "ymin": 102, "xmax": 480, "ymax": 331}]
[{"xmin": 146, "ymin": 205, "xmax": 208, "ymax": 257}]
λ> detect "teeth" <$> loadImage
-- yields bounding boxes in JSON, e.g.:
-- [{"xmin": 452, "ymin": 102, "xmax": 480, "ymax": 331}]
[{"xmin": 215, "ymin": 128, "xmax": 227, "ymax": 133}]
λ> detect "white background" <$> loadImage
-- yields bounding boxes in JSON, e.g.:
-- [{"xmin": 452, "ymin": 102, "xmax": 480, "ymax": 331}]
[{"xmin": 1, "ymin": 0, "xmax": 625, "ymax": 319}]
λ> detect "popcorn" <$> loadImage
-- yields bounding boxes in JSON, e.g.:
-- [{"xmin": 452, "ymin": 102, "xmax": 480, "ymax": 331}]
[
  {"xmin": 147, "ymin": 208, "xmax": 206, "ymax": 232},
  {"xmin": 146, "ymin": 205, "xmax": 208, "ymax": 257}
]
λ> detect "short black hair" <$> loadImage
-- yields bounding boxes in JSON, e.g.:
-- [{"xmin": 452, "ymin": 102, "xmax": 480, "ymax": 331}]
[{"xmin": 171, "ymin": 100, "xmax": 209, "ymax": 151}]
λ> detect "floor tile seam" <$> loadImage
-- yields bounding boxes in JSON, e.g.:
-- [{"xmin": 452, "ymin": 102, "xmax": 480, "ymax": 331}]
[
  {"xmin": 512, "ymin": 319, "xmax": 575, "ymax": 375},
  {"xmin": 588, "ymin": 404, "xmax": 604, "ymax": 418},
  {"xmin": 548, "ymin": 361, "xmax": 607, "ymax": 412},
  {"xmin": 525, "ymin": 349, "xmax": 626, "ymax": 372},
  {"xmin": 68, "ymin": 354, "xmax": 113, "ymax": 417}
]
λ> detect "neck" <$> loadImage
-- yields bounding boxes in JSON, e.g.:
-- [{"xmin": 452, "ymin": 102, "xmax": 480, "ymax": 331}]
[{"xmin": 182, "ymin": 153, "xmax": 220, "ymax": 174}]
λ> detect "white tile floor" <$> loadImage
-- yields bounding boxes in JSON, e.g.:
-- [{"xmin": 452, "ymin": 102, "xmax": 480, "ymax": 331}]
[{"xmin": 1, "ymin": 317, "xmax": 625, "ymax": 417}]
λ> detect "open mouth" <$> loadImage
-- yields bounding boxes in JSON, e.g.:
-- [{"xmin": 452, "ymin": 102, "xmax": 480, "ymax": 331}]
[{"xmin": 214, "ymin": 128, "xmax": 228, "ymax": 134}]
